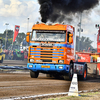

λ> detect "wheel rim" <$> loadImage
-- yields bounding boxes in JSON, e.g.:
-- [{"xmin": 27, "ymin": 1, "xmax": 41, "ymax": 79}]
[{"xmin": 84, "ymin": 70, "xmax": 86, "ymax": 78}]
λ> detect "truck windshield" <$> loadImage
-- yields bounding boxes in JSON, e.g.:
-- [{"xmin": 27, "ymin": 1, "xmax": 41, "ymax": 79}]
[{"xmin": 31, "ymin": 30, "xmax": 66, "ymax": 42}]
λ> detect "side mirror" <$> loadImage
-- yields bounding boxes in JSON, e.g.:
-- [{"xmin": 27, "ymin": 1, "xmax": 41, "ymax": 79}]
[
  {"xmin": 69, "ymin": 34, "xmax": 73, "ymax": 44},
  {"xmin": 26, "ymin": 32, "xmax": 30, "ymax": 43}
]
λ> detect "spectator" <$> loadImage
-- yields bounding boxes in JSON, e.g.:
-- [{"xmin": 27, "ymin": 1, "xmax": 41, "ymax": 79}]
[
  {"xmin": 24, "ymin": 49, "xmax": 28, "ymax": 60},
  {"xmin": 11, "ymin": 51, "xmax": 13, "ymax": 60},
  {"xmin": 13, "ymin": 50, "xmax": 16, "ymax": 60},
  {"xmin": 21, "ymin": 51, "xmax": 24, "ymax": 60},
  {"xmin": 8, "ymin": 50, "xmax": 12, "ymax": 60},
  {"xmin": 5, "ymin": 50, "xmax": 9, "ymax": 60}
]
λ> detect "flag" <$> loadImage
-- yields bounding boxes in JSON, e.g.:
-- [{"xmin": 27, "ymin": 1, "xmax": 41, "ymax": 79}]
[{"xmin": 13, "ymin": 25, "xmax": 20, "ymax": 42}]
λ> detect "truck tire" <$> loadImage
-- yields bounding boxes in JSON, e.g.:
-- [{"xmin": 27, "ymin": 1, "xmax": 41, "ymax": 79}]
[
  {"xmin": 0, "ymin": 57, "xmax": 3, "ymax": 63},
  {"xmin": 30, "ymin": 70, "xmax": 39, "ymax": 78},
  {"xmin": 63, "ymin": 63, "xmax": 73, "ymax": 81},
  {"xmin": 68, "ymin": 63, "xmax": 73, "ymax": 81},
  {"xmin": 46, "ymin": 74, "xmax": 52, "ymax": 77},
  {"xmin": 63, "ymin": 75, "xmax": 68, "ymax": 80},
  {"xmin": 80, "ymin": 64, "xmax": 87, "ymax": 80},
  {"xmin": 53, "ymin": 74, "xmax": 60, "ymax": 79}
]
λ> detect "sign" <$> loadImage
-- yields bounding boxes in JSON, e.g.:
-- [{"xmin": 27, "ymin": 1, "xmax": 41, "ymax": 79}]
[
  {"xmin": 76, "ymin": 53, "xmax": 90, "ymax": 62},
  {"xmin": 68, "ymin": 73, "xmax": 78, "ymax": 96},
  {"xmin": 13, "ymin": 25, "xmax": 20, "ymax": 42}
]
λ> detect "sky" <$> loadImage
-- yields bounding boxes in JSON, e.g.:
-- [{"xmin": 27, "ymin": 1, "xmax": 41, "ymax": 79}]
[{"xmin": 0, "ymin": 0, "xmax": 100, "ymax": 48}]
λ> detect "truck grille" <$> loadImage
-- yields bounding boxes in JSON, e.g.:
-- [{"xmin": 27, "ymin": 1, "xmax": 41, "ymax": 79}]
[{"xmin": 29, "ymin": 46, "xmax": 64, "ymax": 63}]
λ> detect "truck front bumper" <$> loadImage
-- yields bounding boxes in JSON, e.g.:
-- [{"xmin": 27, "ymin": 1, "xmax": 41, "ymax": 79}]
[{"xmin": 27, "ymin": 63, "xmax": 70, "ymax": 73}]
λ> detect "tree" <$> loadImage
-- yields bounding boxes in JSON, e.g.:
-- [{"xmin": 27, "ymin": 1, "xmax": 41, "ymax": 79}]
[
  {"xmin": 76, "ymin": 36, "xmax": 94, "ymax": 51},
  {"xmin": 16, "ymin": 32, "xmax": 26, "ymax": 45},
  {"xmin": 0, "ymin": 30, "xmax": 26, "ymax": 49},
  {"xmin": 0, "ymin": 30, "xmax": 14, "ymax": 49}
]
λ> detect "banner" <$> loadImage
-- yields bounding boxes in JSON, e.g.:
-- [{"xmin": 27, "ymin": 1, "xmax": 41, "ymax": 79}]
[
  {"xmin": 76, "ymin": 52, "xmax": 91, "ymax": 62},
  {"xmin": 13, "ymin": 25, "xmax": 20, "ymax": 42}
]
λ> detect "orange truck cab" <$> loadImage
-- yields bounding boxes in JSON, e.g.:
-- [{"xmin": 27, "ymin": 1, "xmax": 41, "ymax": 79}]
[{"xmin": 26, "ymin": 23, "xmax": 87, "ymax": 80}]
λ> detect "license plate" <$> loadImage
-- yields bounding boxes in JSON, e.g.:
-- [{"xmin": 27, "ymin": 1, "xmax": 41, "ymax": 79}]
[{"xmin": 41, "ymin": 66, "xmax": 50, "ymax": 68}]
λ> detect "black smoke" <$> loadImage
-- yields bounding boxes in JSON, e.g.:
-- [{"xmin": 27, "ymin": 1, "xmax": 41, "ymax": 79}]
[{"xmin": 38, "ymin": 0, "xmax": 99, "ymax": 23}]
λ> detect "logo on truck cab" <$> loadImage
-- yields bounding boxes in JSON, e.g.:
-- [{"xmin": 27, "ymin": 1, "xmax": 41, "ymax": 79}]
[{"xmin": 41, "ymin": 43, "xmax": 54, "ymax": 46}]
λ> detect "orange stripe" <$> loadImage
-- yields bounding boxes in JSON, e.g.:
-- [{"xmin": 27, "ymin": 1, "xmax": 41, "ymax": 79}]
[
  {"xmin": 30, "ymin": 50, "xmax": 64, "ymax": 52},
  {"xmin": 30, "ymin": 55, "xmax": 63, "ymax": 57},
  {"xmin": 30, "ymin": 46, "xmax": 65, "ymax": 49},
  {"xmin": 30, "ymin": 52, "xmax": 63, "ymax": 54},
  {"xmin": 29, "ymin": 57, "xmax": 64, "ymax": 60}
]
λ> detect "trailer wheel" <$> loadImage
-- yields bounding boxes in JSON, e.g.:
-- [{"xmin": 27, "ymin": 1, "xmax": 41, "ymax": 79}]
[
  {"xmin": 80, "ymin": 65, "xmax": 87, "ymax": 80},
  {"xmin": 30, "ymin": 70, "xmax": 39, "ymax": 78}
]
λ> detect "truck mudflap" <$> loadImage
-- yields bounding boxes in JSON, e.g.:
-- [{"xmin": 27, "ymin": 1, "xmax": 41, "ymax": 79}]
[
  {"xmin": 74, "ymin": 62, "xmax": 87, "ymax": 80},
  {"xmin": 27, "ymin": 63, "xmax": 70, "ymax": 73}
]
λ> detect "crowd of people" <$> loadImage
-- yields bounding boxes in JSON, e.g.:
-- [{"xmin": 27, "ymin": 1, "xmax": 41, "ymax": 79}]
[{"xmin": 4, "ymin": 49, "xmax": 28, "ymax": 60}]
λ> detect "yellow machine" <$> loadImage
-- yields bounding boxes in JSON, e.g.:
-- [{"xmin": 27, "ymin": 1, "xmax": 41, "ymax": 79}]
[{"xmin": 0, "ymin": 39, "xmax": 5, "ymax": 63}]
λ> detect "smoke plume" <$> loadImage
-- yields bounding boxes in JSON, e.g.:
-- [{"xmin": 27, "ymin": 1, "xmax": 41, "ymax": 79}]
[{"xmin": 38, "ymin": 0, "xmax": 99, "ymax": 23}]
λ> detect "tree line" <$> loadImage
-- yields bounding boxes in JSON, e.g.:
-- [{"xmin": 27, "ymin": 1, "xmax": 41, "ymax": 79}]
[
  {"xmin": 76, "ymin": 36, "xmax": 95, "ymax": 52},
  {"xmin": 0, "ymin": 30, "xmax": 95, "ymax": 52},
  {"xmin": 0, "ymin": 30, "xmax": 26, "ymax": 49}
]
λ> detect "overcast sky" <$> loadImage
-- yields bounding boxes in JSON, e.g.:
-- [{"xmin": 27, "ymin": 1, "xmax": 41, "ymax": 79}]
[
  {"xmin": 0, "ymin": 0, "xmax": 40, "ymax": 33},
  {"xmin": 0, "ymin": 0, "xmax": 100, "ymax": 48}
]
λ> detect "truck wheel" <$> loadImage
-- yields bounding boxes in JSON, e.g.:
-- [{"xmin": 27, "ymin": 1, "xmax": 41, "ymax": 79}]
[
  {"xmin": 68, "ymin": 63, "xmax": 73, "ymax": 81},
  {"xmin": 0, "ymin": 57, "xmax": 3, "ymax": 63},
  {"xmin": 30, "ymin": 70, "xmax": 39, "ymax": 78},
  {"xmin": 53, "ymin": 74, "xmax": 60, "ymax": 79},
  {"xmin": 46, "ymin": 74, "xmax": 52, "ymax": 77},
  {"xmin": 63, "ymin": 63, "xmax": 73, "ymax": 81},
  {"xmin": 63, "ymin": 75, "xmax": 68, "ymax": 80},
  {"xmin": 80, "ymin": 65, "xmax": 87, "ymax": 80}
]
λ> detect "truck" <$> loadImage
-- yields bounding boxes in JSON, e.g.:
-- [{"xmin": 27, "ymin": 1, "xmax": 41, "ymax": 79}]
[
  {"xmin": 26, "ymin": 23, "xmax": 87, "ymax": 80},
  {"xmin": 0, "ymin": 39, "xmax": 5, "ymax": 63}
]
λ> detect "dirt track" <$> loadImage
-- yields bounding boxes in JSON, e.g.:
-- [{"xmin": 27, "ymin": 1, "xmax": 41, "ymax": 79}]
[{"xmin": 0, "ymin": 72, "xmax": 100, "ymax": 99}]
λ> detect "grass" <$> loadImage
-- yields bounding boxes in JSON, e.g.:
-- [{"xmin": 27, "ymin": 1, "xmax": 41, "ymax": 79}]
[{"xmin": 48, "ymin": 92, "xmax": 100, "ymax": 100}]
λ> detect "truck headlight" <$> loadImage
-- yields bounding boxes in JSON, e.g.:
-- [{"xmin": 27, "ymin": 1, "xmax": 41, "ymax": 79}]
[
  {"xmin": 59, "ymin": 66, "xmax": 63, "ymax": 69},
  {"xmin": 29, "ymin": 65, "xmax": 33, "ymax": 68},
  {"xmin": 58, "ymin": 60, "xmax": 64, "ymax": 63},
  {"xmin": 30, "ymin": 59, "xmax": 34, "ymax": 62}
]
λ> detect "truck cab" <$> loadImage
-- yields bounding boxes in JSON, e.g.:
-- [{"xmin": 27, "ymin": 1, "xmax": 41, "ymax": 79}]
[{"xmin": 26, "ymin": 23, "xmax": 87, "ymax": 80}]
